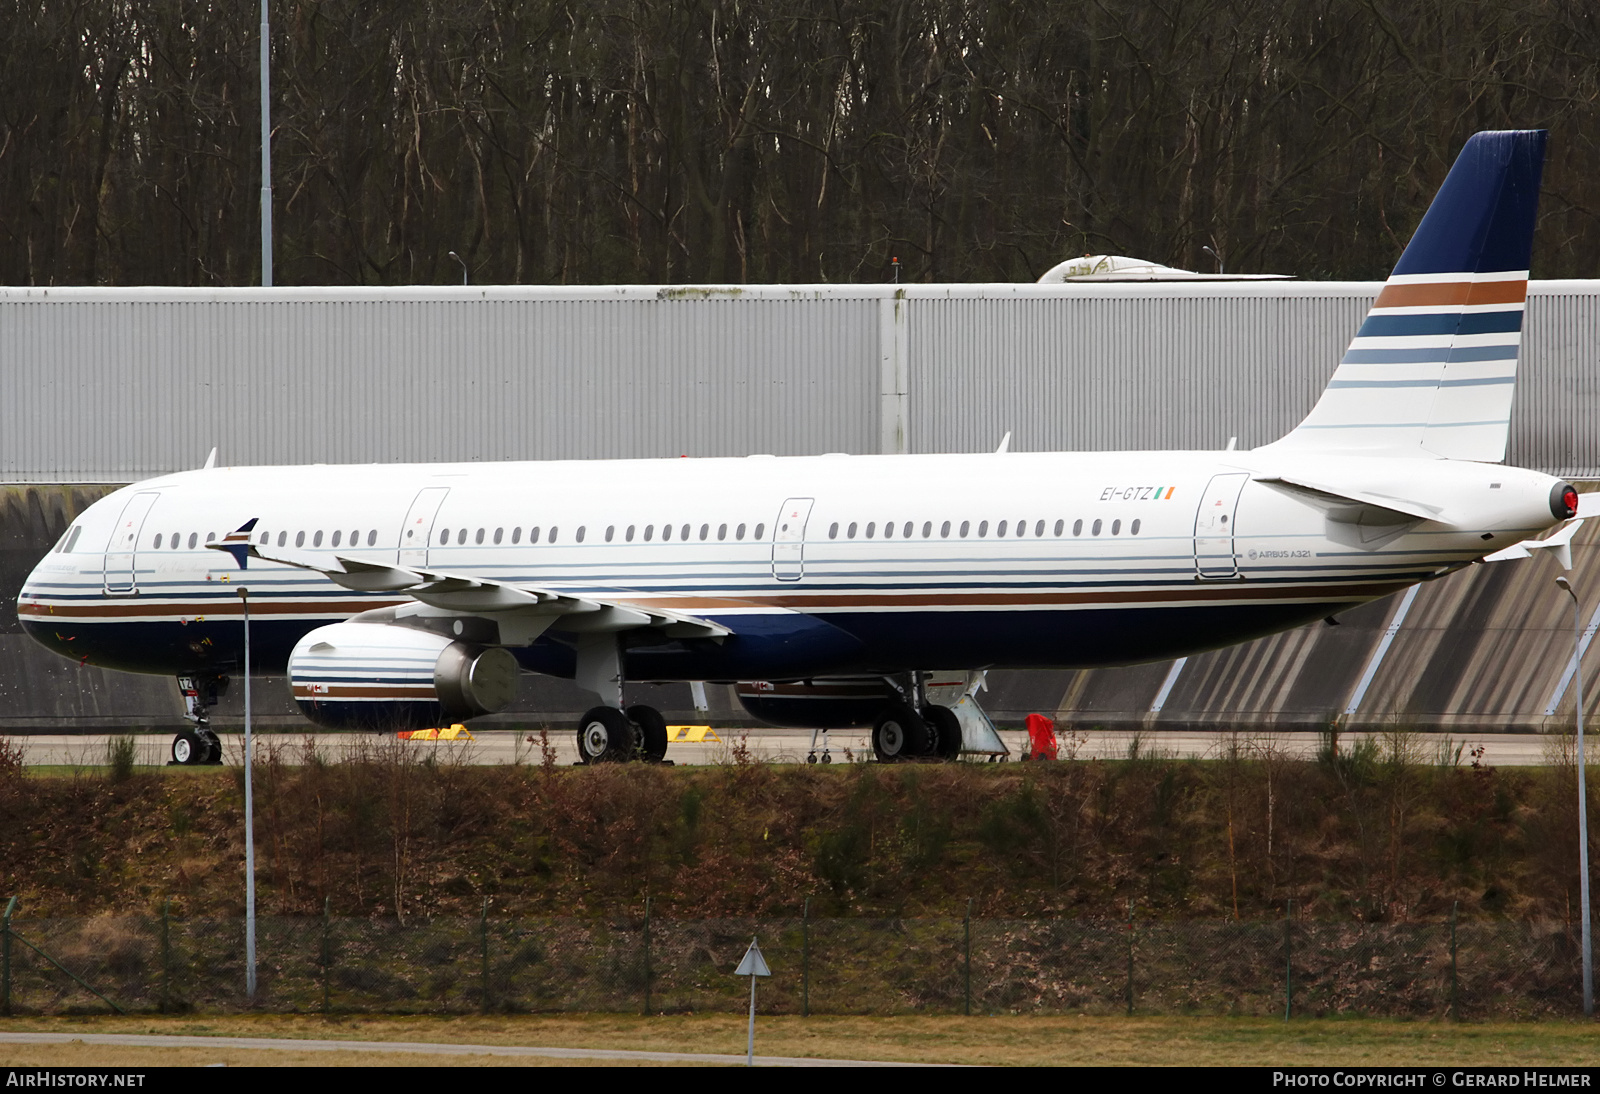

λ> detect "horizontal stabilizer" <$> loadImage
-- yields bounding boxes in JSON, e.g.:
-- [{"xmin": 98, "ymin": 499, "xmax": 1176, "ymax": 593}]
[
  {"xmin": 1481, "ymin": 518, "xmax": 1584, "ymax": 570},
  {"xmin": 1253, "ymin": 473, "xmax": 1445, "ymax": 526}
]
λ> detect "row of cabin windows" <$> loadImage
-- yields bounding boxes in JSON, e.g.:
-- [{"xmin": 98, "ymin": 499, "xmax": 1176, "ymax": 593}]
[
  {"xmin": 435, "ymin": 522, "xmax": 769, "ymax": 545},
  {"xmin": 826, "ymin": 517, "xmax": 1142, "ymax": 540},
  {"xmin": 151, "ymin": 529, "xmax": 382, "ymax": 550},
  {"xmin": 150, "ymin": 523, "xmax": 773, "ymax": 550}
]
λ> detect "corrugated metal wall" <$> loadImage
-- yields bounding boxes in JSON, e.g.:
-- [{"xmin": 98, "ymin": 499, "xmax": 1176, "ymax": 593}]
[{"xmin": 0, "ymin": 281, "xmax": 1595, "ymax": 479}]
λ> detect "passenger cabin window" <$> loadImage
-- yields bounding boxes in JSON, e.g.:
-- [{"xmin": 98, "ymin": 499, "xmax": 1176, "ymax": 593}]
[
  {"xmin": 512, "ymin": 528, "xmax": 521, "ymax": 544},
  {"xmin": 940, "ymin": 521, "xmax": 951, "ymax": 538},
  {"xmin": 959, "ymin": 521, "xmax": 968, "ymax": 537},
  {"xmin": 829, "ymin": 523, "xmax": 839, "ymax": 540},
  {"xmin": 294, "ymin": 532, "xmax": 303, "ymax": 547},
  {"xmin": 700, "ymin": 524, "xmax": 709, "ymax": 540},
  {"xmin": 978, "ymin": 521, "xmax": 988, "ymax": 537},
  {"xmin": 258, "ymin": 532, "xmax": 268, "ymax": 545},
  {"xmin": 754, "ymin": 523, "xmax": 765, "ymax": 539},
  {"xmin": 717, "ymin": 524, "xmax": 727, "ymax": 541},
  {"xmin": 848, "ymin": 522, "xmax": 858, "ymax": 538},
  {"xmin": 1131, "ymin": 519, "xmax": 1141, "ymax": 535},
  {"xmin": 662, "ymin": 524, "xmax": 672, "ymax": 541},
  {"xmin": 866, "ymin": 522, "xmax": 875, "ymax": 538},
  {"xmin": 475, "ymin": 528, "xmax": 485, "ymax": 545},
  {"xmin": 922, "ymin": 522, "xmax": 932, "ymax": 538},
  {"xmin": 644, "ymin": 525, "xmax": 654, "ymax": 541},
  {"xmin": 1112, "ymin": 520, "xmax": 1122, "ymax": 535},
  {"xmin": 575, "ymin": 526, "xmax": 586, "ymax": 542},
  {"xmin": 368, "ymin": 530, "xmax": 377, "ymax": 546},
  {"xmin": 331, "ymin": 531, "xmax": 342, "ymax": 547},
  {"xmin": 1092, "ymin": 519, "xmax": 1103, "ymax": 536},
  {"xmin": 439, "ymin": 529, "xmax": 450, "ymax": 545},
  {"xmin": 1073, "ymin": 520, "xmax": 1083, "ymax": 536},
  {"xmin": 531, "ymin": 527, "xmax": 542, "ymax": 543},
  {"xmin": 313, "ymin": 531, "xmax": 323, "ymax": 547},
  {"xmin": 494, "ymin": 528, "xmax": 503, "ymax": 545},
  {"xmin": 736, "ymin": 523, "xmax": 746, "ymax": 540},
  {"xmin": 1054, "ymin": 520, "xmax": 1065, "ymax": 536},
  {"xmin": 278, "ymin": 531, "xmax": 287, "ymax": 547},
  {"xmin": 153, "ymin": 533, "xmax": 163, "ymax": 549},
  {"xmin": 626, "ymin": 525, "xmax": 636, "ymax": 542},
  {"xmin": 681, "ymin": 524, "xmax": 690, "ymax": 540},
  {"xmin": 997, "ymin": 520, "xmax": 1008, "ymax": 537},
  {"xmin": 884, "ymin": 522, "xmax": 894, "ymax": 538},
  {"xmin": 605, "ymin": 526, "xmax": 615, "ymax": 542},
  {"xmin": 1035, "ymin": 520, "xmax": 1046, "ymax": 537}
]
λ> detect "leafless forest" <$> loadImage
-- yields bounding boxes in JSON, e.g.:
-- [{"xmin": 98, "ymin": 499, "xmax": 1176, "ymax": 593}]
[{"xmin": 4, "ymin": 0, "xmax": 1599, "ymax": 287}]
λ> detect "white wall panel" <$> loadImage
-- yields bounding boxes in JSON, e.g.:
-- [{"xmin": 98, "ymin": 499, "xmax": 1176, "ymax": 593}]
[{"xmin": 0, "ymin": 282, "xmax": 1595, "ymax": 480}]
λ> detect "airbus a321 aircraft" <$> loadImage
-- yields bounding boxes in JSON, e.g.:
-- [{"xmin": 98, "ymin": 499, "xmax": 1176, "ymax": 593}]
[{"xmin": 19, "ymin": 130, "xmax": 1579, "ymax": 766}]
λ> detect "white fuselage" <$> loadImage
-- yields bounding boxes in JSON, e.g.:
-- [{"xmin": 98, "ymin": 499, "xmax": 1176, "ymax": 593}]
[{"xmin": 18, "ymin": 448, "xmax": 1565, "ymax": 681}]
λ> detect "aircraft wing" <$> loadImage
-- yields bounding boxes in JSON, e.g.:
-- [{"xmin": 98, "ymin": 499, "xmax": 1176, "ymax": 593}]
[{"xmin": 208, "ymin": 522, "xmax": 731, "ymax": 639}]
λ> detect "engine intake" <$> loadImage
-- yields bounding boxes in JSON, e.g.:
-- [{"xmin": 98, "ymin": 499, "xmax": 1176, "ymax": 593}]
[{"xmin": 289, "ymin": 621, "xmax": 519, "ymax": 731}]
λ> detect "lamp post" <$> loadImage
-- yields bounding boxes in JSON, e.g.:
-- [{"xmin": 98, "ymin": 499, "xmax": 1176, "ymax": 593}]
[
  {"xmin": 448, "ymin": 251, "xmax": 468, "ymax": 285},
  {"xmin": 1556, "ymin": 574, "xmax": 1593, "ymax": 1016},
  {"xmin": 240, "ymin": 586, "xmax": 256, "ymax": 1001}
]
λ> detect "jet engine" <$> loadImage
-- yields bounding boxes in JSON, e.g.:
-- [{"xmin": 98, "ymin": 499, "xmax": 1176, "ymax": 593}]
[{"xmin": 288, "ymin": 621, "xmax": 519, "ymax": 731}]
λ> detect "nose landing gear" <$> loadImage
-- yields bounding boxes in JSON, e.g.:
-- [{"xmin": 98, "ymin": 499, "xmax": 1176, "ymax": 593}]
[{"xmin": 170, "ymin": 674, "xmax": 225, "ymax": 766}]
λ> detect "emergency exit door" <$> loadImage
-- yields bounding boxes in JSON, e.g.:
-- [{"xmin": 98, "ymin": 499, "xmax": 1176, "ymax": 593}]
[{"xmin": 771, "ymin": 498, "xmax": 815, "ymax": 581}]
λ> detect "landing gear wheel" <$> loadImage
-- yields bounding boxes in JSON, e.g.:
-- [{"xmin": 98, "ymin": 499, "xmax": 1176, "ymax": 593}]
[
  {"xmin": 821, "ymin": 753, "xmax": 832, "ymax": 764},
  {"xmin": 171, "ymin": 729, "xmax": 205, "ymax": 766},
  {"xmin": 922, "ymin": 705, "xmax": 963, "ymax": 761},
  {"xmin": 872, "ymin": 704, "xmax": 930, "ymax": 763},
  {"xmin": 806, "ymin": 752, "xmax": 818, "ymax": 764},
  {"xmin": 577, "ymin": 706, "xmax": 636, "ymax": 764},
  {"xmin": 197, "ymin": 729, "xmax": 222, "ymax": 764},
  {"xmin": 626, "ymin": 705, "xmax": 669, "ymax": 763}
]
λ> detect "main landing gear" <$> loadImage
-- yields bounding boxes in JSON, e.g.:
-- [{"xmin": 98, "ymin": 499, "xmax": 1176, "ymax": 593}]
[
  {"xmin": 171, "ymin": 674, "xmax": 226, "ymax": 766},
  {"xmin": 576, "ymin": 705, "xmax": 670, "ymax": 764},
  {"xmin": 871, "ymin": 702, "xmax": 962, "ymax": 763},
  {"xmin": 870, "ymin": 672, "xmax": 964, "ymax": 763}
]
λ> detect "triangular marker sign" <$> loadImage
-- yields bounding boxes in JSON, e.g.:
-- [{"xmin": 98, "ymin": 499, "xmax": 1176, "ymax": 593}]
[{"xmin": 734, "ymin": 938, "xmax": 770, "ymax": 977}]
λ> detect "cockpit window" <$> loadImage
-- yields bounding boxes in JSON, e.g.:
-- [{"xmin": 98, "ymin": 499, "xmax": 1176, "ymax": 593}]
[
  {"xmin": 53, "ymin": 525, "xmax": 82, "ymax": 553},
  {"xmin": 64, "ymin": 526, "xmax": 82, "ymax": 552}
]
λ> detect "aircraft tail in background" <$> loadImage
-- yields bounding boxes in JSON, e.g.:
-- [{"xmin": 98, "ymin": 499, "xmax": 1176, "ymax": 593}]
[{"xmin": 1269, "ymin": 130, "xmax": 1547, "ymax": 461}]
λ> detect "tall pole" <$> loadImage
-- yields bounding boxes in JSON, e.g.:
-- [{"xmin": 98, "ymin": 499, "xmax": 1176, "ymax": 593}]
[
  {"xmin": 241, "ymin": 587, "xmax": 256, "ymax": 1001},
  {"xmin": 1558, "ymin": 574, "xmax": 1593, "ymax": 1017},
  {"xmin": 259, "ymin": 0, "xmax": 273, "ymax": 287}
]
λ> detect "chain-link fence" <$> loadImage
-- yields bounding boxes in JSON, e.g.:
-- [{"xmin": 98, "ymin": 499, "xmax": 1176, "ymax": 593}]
[{"xmin": 0, "ymin": 910, "xmax": 1586, "ymax": 1018}]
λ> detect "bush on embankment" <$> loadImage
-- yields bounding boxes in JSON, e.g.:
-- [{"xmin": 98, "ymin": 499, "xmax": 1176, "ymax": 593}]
[{"xmin": 0, "ymin": 732, "xmax": 1591, "ymax": 922}]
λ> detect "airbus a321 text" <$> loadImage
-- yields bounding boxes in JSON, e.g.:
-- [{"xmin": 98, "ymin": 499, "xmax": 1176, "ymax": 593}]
[{"xmin": 19, "ymin": 130, "xmax": 1580, "ymax": 766}]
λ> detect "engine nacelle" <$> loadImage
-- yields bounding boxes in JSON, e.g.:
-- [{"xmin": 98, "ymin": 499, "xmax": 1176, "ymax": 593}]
[
  {"xmin": 735, "ymin": 677, "xmax": 895, "ymax": 729},
  {"xmin": 289, "ymin": 621, "xmax": 519, "ymax": 731}
]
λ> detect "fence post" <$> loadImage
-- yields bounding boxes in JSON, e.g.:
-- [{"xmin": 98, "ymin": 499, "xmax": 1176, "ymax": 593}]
[
  {"xmin": 159, "ymin": 899, "xmax": 170, "ymax": 1015},
  {"xmin": 802, "ymin": 896, "xmax": 810, "ymax": 1018},
  {"xmin": 321, "ymin": 896, "xmax": 331, "ymax": 1015},
  {"xmin": 480, "ymin": 898, "xmax": 491, "ymax": 1014},
  {"xmin": 1126, "ymin": 898, "xmax": 1135, "ymax": 1016},
  {"xmin": 642, "ymin": 896, "xmax": 651, "ymax": 1016},
  {"xmin": 1450, "ymin": 900, "xmax": 1459, "ymax": 1021},
  {"xmin": 1284, "ymin": 899, "xmax": 1294, "ymax": 1021},
  {"xmin": 963, "ymin": 898, "xmax": 972, "ymax": 1017},
  {"xmin": 2, "ymin": 895, "xmax": 14, "ymax": 1017}
]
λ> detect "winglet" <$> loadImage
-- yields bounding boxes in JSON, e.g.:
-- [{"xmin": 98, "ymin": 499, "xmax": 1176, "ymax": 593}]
[{"xmin": 208, "ymin": 518, "xmax": 259, "ymax": 570}]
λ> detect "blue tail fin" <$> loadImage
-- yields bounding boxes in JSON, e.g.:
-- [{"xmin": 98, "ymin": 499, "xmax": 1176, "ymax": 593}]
[{"xmin": 1271, "ymin": 130, "xmax": 1546, "ymax": 460}]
